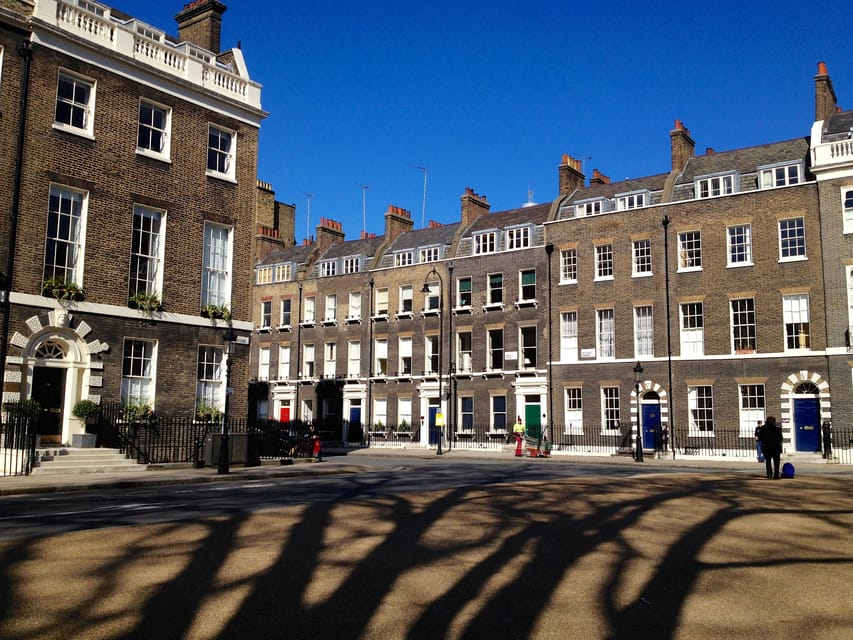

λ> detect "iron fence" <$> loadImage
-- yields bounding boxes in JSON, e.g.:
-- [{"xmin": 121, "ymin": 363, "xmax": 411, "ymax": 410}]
[{"xmin": 1, "ymin": 402, "xmax": 39, "ymax": 476}]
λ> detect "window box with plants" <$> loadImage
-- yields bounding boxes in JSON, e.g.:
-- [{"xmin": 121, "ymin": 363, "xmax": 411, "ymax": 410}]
[
  {"xmin": 370, "ymin": 421, "xmax": 387, "ymax": 436},
  {"xmin": 393, "ymin": 420, "xmax": 412, "ymax": 437},
  {"xmin": 42, "ymin": 277, "xmax": 84, "ymax": 301},
  {"xmin": 195, "ymin": 403, "xmax": 223, "ymax": 423},
  {"xmin": 201, "ymin": 304, "xmax": 231, "ymax": 321},
  {"xmin": 128, "ymin": 292, "xmax": 163, "ymax": 314}
]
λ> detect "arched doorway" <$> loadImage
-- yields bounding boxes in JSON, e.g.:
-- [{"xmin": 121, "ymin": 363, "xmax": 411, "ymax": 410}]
[
  {"xmin": 29, "ymin": 340, "xmax": 70, "ymax": 445},
  {"xmin": 640, "ymin": 390, "xmax": 661, "ymax": 450},
  {"xmin": 792, "ymin": 381, "xmax": 820, "ymax": 452}
]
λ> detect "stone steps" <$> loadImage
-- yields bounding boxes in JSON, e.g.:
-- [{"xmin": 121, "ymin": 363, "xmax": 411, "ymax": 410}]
[{"xmin": 30, "ymin": 447, "xmax": 147, "ymax": 475}]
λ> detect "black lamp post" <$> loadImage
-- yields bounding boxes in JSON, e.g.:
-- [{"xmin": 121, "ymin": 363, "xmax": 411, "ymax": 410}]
[
  {"xmin": 634, "ymin": 360, "xmax": 644, "ymax": 463},
  {"xmin": 422, "ymin": 268, "xmax": 444, "ymax": 455},
  {"xmin": 218, "ymin": 325, "xmax": 237, "ymax": 474}
]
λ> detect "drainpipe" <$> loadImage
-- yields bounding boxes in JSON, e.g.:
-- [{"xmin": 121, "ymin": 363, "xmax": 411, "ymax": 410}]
[
  {"xmin": 0, "ymin": 40, "xmax": 34, "ymax": 426},
  {"xmin": 545, "ymin": 243, "xmax": 554, "ymax": 447},
  {"xmin": 366, "ymin": 277, "xmax": 374, "ymax": 442},
  {"xmin": 662, "ymin": 215, "xmax": 675, "ymax": 459},
  {"xmin": 295, "ymin": 282, "xmax": 303, "ymax": 424}
]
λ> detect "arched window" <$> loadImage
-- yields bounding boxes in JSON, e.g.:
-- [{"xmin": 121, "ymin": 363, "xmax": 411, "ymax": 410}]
[
  {"xmin": 794, "ymin": 381, "xmax": 819, "ymax": 395},
  {"xmin": 34, "ymin": 340, "xmax": 66, "ymax": 360}
]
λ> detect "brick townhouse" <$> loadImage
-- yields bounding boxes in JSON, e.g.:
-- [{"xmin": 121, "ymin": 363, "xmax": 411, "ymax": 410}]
[
  {"xmin": 0, "ymin": 0, "xmax": 266, "ymax": 445},
  {"xmin": 251, "ymin": 62, "xmax": 851, "ymax": 461}
]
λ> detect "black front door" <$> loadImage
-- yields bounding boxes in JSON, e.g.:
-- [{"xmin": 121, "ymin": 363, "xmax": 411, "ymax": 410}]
[{"xmin": 31, "ymin": 367, "xmax": 65, "ymax": 444}]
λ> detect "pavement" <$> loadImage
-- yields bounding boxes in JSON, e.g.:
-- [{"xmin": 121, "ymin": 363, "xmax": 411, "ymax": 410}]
[{"xmin": 2, "ymin": 446, "xmax": 851, "ymax": 496}]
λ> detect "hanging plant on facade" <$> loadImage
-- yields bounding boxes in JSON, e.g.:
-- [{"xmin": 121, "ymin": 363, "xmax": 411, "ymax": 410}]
[
  {"xmin": 128, "ymin": 291, "xmax": 163, "ymax": 314},
  {"xmin": 42, "ymin": 276, "xmax": 84, "ymax": 301}
]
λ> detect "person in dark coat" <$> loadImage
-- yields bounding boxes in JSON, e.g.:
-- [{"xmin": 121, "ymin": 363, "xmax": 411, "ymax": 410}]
[{"xmin": 758, "ymin": 416, "xmax": 783, "ymax": 479}]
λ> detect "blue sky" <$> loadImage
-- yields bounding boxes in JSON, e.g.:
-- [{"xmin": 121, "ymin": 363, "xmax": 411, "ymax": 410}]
[{"xmin": 115, "ymin": 0, "xmax": 853, "ymax": 241}]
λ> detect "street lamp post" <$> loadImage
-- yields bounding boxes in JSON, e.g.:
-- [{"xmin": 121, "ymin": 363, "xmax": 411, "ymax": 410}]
[
  {"xmin": 422, "ymin": 268, "xmax": 444, "ymax": 455},
  {"xmin": 634, "ymin": 360, "xmax": 644, "ymax": 463},
  {"xmin": 218, "ymin": 325, "xmax": 237, "ymax": 474}
]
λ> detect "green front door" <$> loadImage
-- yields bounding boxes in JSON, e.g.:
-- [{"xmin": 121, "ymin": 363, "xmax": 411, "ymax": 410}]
[{"xmin": 525, "ymin": 403, "xmax": 541, "ymax": 440}]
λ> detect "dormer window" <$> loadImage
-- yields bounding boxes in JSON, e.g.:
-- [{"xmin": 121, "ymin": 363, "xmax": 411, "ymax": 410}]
[
  {"xmin": 506, "ymin": 226, "xmax": 531, "ymax": 250},
  {"xmin": 616, "ymin": 191, "xmax": 650, "ymax": 210},
  {"xmin": 320, "ymin": 260, "xmax": 337, "ymax": 277},
  {"xmin": 394, "ymin": 251, "xmax": 413, "ymax": 267},
  {"xmin": 696, "ymin": 173, "xmax": 736, "ymax": 198},
  {"xmin": 419, "ymin": 246, "xmax": 440, "ymax": 263},
  {"xmin": 474, "ymin": 231, "xmax": 498, "ymax": 254},
  {"xmin": 575, "ymin": 199, "xmax": 606, "ymax": 217},
  {"xmin": 343, "ymin": 256, "xmax": 360, "ymax": 274},
  {"xmin": 759, "ymin": 162, "xmax": 802, "ymax": 189},
  {"xmin": 256, "ymin": 267, "xmax": 272, "ymax": 285},
  {"xmin": 274, "ymin": 264, "xmax": 292, "ymax": 282}
]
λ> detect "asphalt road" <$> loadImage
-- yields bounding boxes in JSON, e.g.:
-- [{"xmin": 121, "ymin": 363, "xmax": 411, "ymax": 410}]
[{"xmin": 1, "ymin": 459, "xmax": 851, "ymax": 640}]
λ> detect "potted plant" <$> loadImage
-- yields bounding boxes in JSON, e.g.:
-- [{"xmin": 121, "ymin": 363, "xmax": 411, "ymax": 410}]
[
  {"xmin": 195, "ymin": 403, "xmax": 222, "ymax": 422},
  {"xmin": 395, "ymin": 419, "xmax": 412, "ymax": 436},
  {"xmin": 201, "ymin": 304, "xmax": 231, "ymax": 321},
  {"xmin": 123, "ymin": 402, "xmax": 155, "ymax": 425},
  {"xmin": 128, "ymin": 291, "xmax": 163, "ymax": 314},
  {"xmin": 371, "ymin": 421, "xmax": 386, "ymax": 435},
  {"xmin": 72, "ymin": 399, "xmax": 100, "ymax": 423},
  {"xmin": 42, "ymin": 276, "xmax": 84, "ymax": 301}
]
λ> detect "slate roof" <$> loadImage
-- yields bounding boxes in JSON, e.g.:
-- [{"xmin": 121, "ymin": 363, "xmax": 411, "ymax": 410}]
[
  {"xmin": 384, "ymin": 222, "xmax": 460, "ymax": 252},
  {"xmin": 675, "ymin": 138, "xmax": 810, "ymax": 184},
  {"xmin": 257, "ymin": 243, "xmax": 314, "ymax": 267},
  {"xmin": 562, "ymin": 174, "xmax": 669, "ymax": 205},
  {"xmin": 465, "ymin": 202, "xmax": 551, "ymax": 233},
  {"xmin": 824, "ymin": 109, "xmax": 853, "ymax": 139}
]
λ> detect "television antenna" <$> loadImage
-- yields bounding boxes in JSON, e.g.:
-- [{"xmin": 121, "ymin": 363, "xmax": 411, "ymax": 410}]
[
  {"xmin": 300, "ymin": 191, "xmax": 313, "ymax": 240},
  {"xmin": 416, "ymin": 165, "xmax": 427, "ymax": 228},
  {"xmin": 359, "ymin": 183, "xmax": 368, "ymax": 236}
]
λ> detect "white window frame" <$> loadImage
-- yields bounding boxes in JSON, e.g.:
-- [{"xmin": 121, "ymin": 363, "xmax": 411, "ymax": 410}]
[
  {"xmin": 303, "ymin": 296, "xmax": 316, "ymax": 324},
  {"xmin": 759, "ymin": 162, "xmax": 802, "ymax": 189},
  {"xmin": 279, "ymin": 299, "xmax": 292, "ymax": 328},
  {"xmin": 302, "ymin": 343, "xmax": 315, "ymax": 378},
  {"xmin": 560, "ymin": 248, "xmax": 577, "ymax": 284},
  {"xmin": 322, "ymin": 294, "xmax": 336, "ymax": 324},
  {"xmin": 487, "ymin": 328, "xmax": 503, "ymax": 371},
  {"xmin": 320, "ymin": 260, "xmax": 337, "ymax": 277},
  {"xmin": 560, "ymin": 311, "xmax": 578, "ymax": 362},
  {"xmin": 399, "ymin": 285, "xmax": 413, "ymax": 314},
  {"xmin": 778, "ymin": 217, "xmax": 806, "ymax": 261},
  {"xmin": 129, "ymin": 204, "xmax": 164, "ymax": 299},
  {"xmin": 632, "ymin": 239, "xmax": 652, "ymax": 276},
  {"xmin": 347, "ymin": 340, "xmax": 361, "ymax": 377},
  {"xmin": 634, "ymin": 305, "xmax": 654, "ymax": 358},
  {"xmin": 739, "ymin": 384, "xmax": 765, "ymax": 437},
  {"xmin": 398, "ymin": 397, "xmax": 413, "ymax": 429},
  {"xmin": 274, "ymin": 264, "xmax": 292, "ymax": 282},
  {"xmin": 54, "ymin": 70, "xmax": 95, "ymax": 137},
  {"xmin": 258, "ymin": 346, "xmax": 270, "ymax": 381},
  {"xmin": 688, "ymin": 385, "xmax": 714, "ymax": 435},
  {"xmin": 474, "ymin": 231, "xmax": 497, "ymax": 255},
  {"xmin": 617, "ymin": 191, "xmax": 648, "ymax": 210},
  {"xmin": 678, "ymin": 231, "xmax": 702, "ymax": 271},
  {"xmin": 348, "ymin": 291, "xmax": 362, "ymax": 320},
  {"xmin": 596, "ymin": 308, "xmax": 615, "ymax": 360},
  {"xmin": 201, "ymin": 221, "xmax": 232, "ymax": 308},
  {"xmin": 121, "ymin": 339, "xmax": 156, "ymax": 408},
  {"xmin": 375, "ymin": 288, "xmax": 389, "ymax": 316},
  {"xmin": 137, "ymin": 98, "xmax": 171, "ymax": 160},
  {"xmin": 196, "ymin": 345, "xmax": 224, "ymax": 413},
  {"xmin": 459, "ymin": 396, "xmax": 474, "ymax": 431},
  {"xmin": 601, "ymin": 387, "xmax": 620, "ymax": 432},
  {"xmin": 520, "ymin": 325, "xmax": 537, "ymax": 369},
  {"xmin": 394, "ymin": 251, "xmax": 413, "ymax": 267},
  {"xmin": 696, "ymin": 173, "xmax": 735, "ymax": 198},
  {"xmin": 506, "ymin": 226, "xmax": 531, "ymax": 250},
  {"xmin": 375, "ymin": 339, "xmax": 388, "ymax": 376},
  {"xmin": 565, "ymin": 387, "xmax": 583, "ymax": 435},
  {"xmin": 343, "ymin": 256, "xmax": 360, "ymax": 274},
  {"xmin": 260, "ymin": 300, "xmax": 272, "ymax": 329},
  {"xmin": 731, "ymin": 298, "xmax": 756, "ymax": 353},
  {"xmin": 487, "ymin": 273, "xmax": 503, "ymax": 305},
  {"xmin": 324, "ymin": 342, "xmax": 336, "ymax": 377},
  {"xmin": 727, "ymin": 224, "xmax": 752, "ymax": 266},
  {"xmin": 576, "ymin": 199, "xmax": 604, "ymax": 217},
  {"xmin": 399, "ymin": 337, "xmax": 413, "ymax": 375},
  {"xmin": 44, "ymin": 185, "xmax": 88, "ymax": 287},
  {"xmin": 425, "ymin": 335, "xmax": 440, "ymax": 374},
  {"xmin": 457, "ymin": 277, "xmax": 472, "ymax": 308},
  {"xmin": 207, "ymin": 124, "xmax": 236, "ymax": 181},
  {"xmin": 783, "ymin": 294, "xmax": 810, "ymax": 351},
  {"xmin": 595, "ymin": 244, "xmax": 614, "ymax": 280},
  {"xmin": 519, "ymin": 269, "xmax": 536, "ymax": 302},
  {"xmin": 843, "ymin": 188, "xmax": 853, "ymax": 235},
  {"xmin": 491, "ymin": 395, "xmax": 507, "ymax": 432},
  {"xmin": 419, "ymin": 246, "xmax": 439, "ymax": 263},
  {"xmin": 256, "ymin": 267, "xmax": 272, "ymax": 285},
  {"xmin": 278, "ymin": 345, "xmax": 291, "ymax": 380},
  {"xmin": 374, "ymin": 398, "xmax": 387, "ymax": 429},
  {"xmin": 457, "ymin": 331, "xmax": 473, "ymax": 373},
  {"xmin": 680, "ymin": 302, "xmax": 704, "ymax": 356}
]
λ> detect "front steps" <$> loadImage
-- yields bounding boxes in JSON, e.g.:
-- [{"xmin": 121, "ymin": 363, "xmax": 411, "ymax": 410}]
[{"xmin": 31, "ymin": 447, "xmax": 147, "ymax": 475}]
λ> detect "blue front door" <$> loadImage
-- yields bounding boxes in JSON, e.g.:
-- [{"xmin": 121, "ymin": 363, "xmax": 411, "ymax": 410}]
[
  {"xmin": 349, "ymin": 408, "xmax": 361, "ymax": 434},
  {"xmin": 641, "ymin": 404, "xmax": 660, "ymax": 449},
  {"xmin": 794, "ymin": 398, "xmax": 820, "ymax": 452},
  {"xmin": 428, "ymin": 406, "xmax": 439, "ymax": 445}
]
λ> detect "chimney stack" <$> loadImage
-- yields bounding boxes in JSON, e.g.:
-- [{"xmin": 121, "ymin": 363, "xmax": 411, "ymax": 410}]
[
  {"xmin": 589, "ymin": 169, "xmax": 610, "ymax": 186},
  {"xmin": 384, "ymin": 205, "xmax": 414, "ymax": 243},
  {"xmin": 316, "ymin": 217, "xmax": 345, "ymax": 251},
  {"xmin": 175, "ymin": 0, "xmax": 227, "ymax": 54},
  {"xmin": 670, "ymin": 119, "xmax": 695, "ymax": 172},
  {"xmin": 815, "ymin": 61, "xmax": 838, "ymax": 123},
  {"xmin": 460, "ymin": 187, "xmax": 490, "ymax": 227},
  {"xmin": 559, "ymin": 154, "xmax": 585, "ymax": 196}
]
